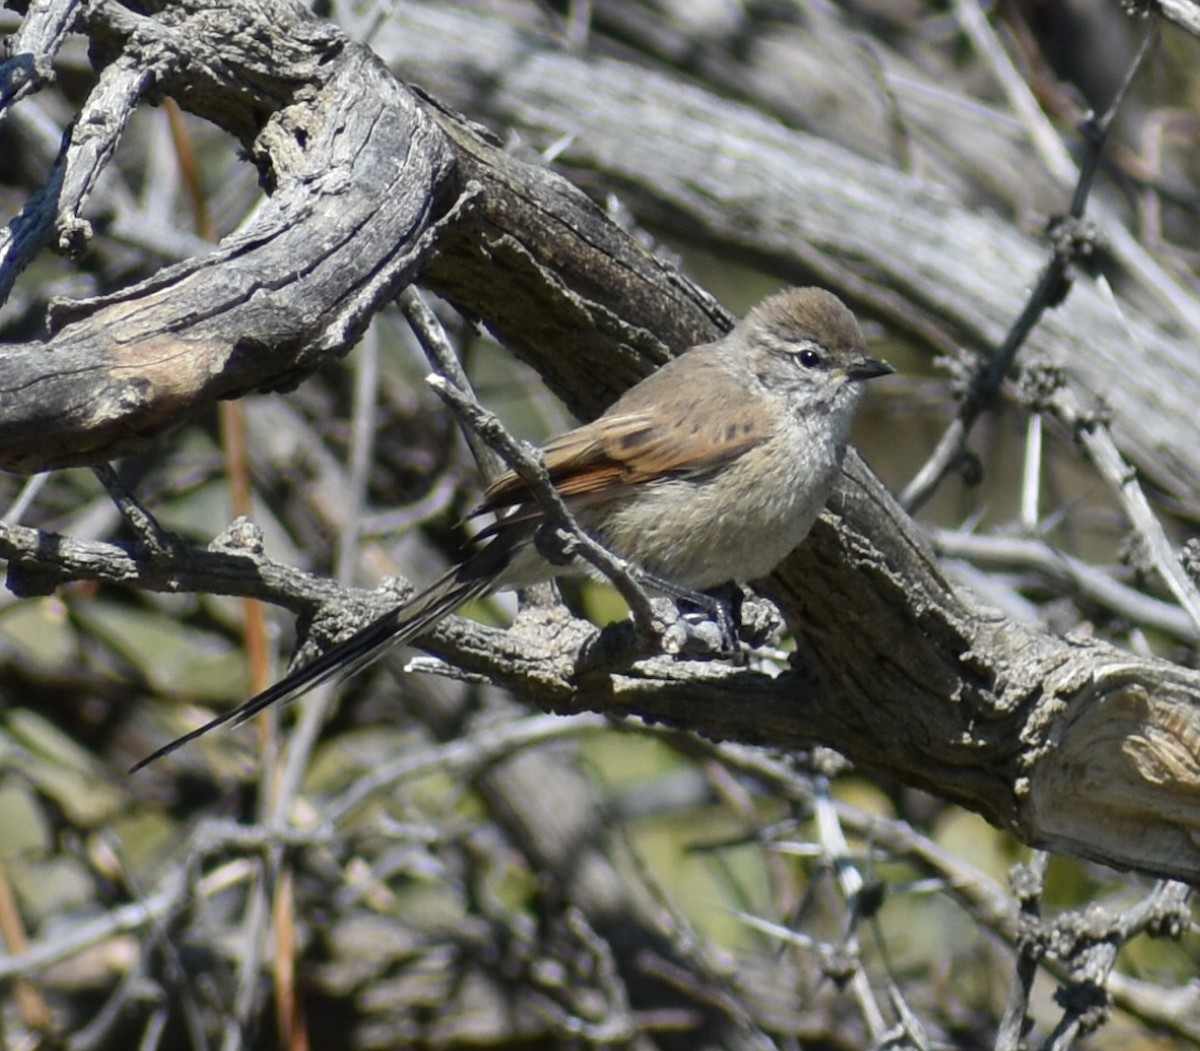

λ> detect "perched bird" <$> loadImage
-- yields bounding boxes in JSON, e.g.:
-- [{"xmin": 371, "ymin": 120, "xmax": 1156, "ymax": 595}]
[{"xmin": 132, "ymin": 287, "xmax": 892, "ymax": 771}]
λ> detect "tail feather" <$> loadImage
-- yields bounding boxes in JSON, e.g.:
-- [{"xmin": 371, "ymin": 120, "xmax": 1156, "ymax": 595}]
[{"xmin": 129, "ymin": 569, "xmax": 492, "ymax": 772}]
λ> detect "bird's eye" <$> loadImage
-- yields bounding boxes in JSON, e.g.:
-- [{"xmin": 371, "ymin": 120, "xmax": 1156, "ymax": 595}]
[{"xmin": 798, "ymin": 349, "xmax": 822, "ymax": 368}]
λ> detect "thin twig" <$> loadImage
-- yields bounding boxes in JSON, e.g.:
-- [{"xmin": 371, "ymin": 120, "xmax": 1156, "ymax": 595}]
[
  {"xmin": 91, "ymin": 463, "xmax": 175, "ymax": 558},
  {"xmin": 690, "ymin": 738, "xmax": 1200, "ymax": 1043},
  {"xmin": 900, "ymin": 18, "xmax": 1159, "ymax": 512},
  {"xmin": 811, "ymin": 774, "xmax": 888, "ymax": 1042},
  {"xmin": 929, "ymin": 527, "xmax": 1200, "ymax": 642},
  {"xmin": 0, "ymin": 860, "xmax": 255, "ymax": 982},
  {"xmin": 223, "ymin": 861, "xmax": 268, "ymax": 1051},
  {"xmin": 1020, "ymin": 412, "xmax": 1042, "ymax": 531},
  {"xmin": 323, "ymin": 711, "xmax": 608, "ymax": 826},
  {"xmin": 1074, "ymin": 405, "xmax": 1200, "ymax": 633},
  {"xmin": 996, "ymin": 851, "xmax": 1047, "ymax": 1051},
  {"xmin": 954, "ymin": 0, "xmax": 1196, "ymax": 333},
  {"xmin": 401, "ymin": 282, "xmax": 669, "ymax": 640},
  {"xmin": 398, "ymin": 284, "xmax": 503, "ymax": 481},
  {"xmin": 423, "ymin": 371, "xmax": 664, "ymax": 642},
  {"xmin": 953, "ymin": 0, "xmax": 1077, "ymax": 187},
  {"xmin": 1, "ymin": 473, "xmax": 48, "ymax": 525},
  {"xmin": 1039, "ymin": 277, "xmax": 1200, "ymax": 635}
]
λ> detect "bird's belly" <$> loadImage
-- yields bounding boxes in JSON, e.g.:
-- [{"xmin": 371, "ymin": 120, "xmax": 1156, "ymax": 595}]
[{"xmin": 585, "ymin": 465, "xmax": 832, "ymax": 590}]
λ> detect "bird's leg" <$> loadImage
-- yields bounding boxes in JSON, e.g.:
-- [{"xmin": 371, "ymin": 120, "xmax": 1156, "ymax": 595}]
[{"xmin": 703, "ymin": 582, "xmax": 745, "ymax": 634}]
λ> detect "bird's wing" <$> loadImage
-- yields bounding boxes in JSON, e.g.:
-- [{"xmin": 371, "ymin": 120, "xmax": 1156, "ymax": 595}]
[{"xmin": 477, "ymin": 394, "xmax": 772, "ymax": 515}]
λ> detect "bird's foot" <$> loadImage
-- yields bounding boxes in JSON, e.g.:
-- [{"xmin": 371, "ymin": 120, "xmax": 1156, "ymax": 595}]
[{"xmin": 672, "ymin": 583, "xmax": 744, "ymax": 659}]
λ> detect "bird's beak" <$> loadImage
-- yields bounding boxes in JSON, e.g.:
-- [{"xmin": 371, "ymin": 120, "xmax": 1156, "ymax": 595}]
[{"xmin": 847, "ymin": 357, "xmax": 895, "ymax": 382}]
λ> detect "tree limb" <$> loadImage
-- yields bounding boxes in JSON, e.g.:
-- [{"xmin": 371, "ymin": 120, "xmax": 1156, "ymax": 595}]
[{"xmin": 0, "ymin": 0, "xmax": 1198, "ymax": 886}]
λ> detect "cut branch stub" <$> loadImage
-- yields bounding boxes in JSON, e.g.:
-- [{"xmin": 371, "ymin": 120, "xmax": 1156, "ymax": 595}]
[{"xmin": 1028, "ymin": 658, "xmax": 1200, "ymax": 880}]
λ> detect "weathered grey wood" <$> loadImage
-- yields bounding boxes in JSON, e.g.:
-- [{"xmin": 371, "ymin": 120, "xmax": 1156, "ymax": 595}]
[
  {"xmin": 5, "ymin": 439, "xmax": 1200, "ymax": 882},
  {"xmin": 375, "ymin": 2, "xmax": 1200, "ymax": 511},
  {"xmin": 0, "ymin": 0, "xmax": 1198, "ymax": 886},
  {"xmin": 0, "ymin": 4, "xmax": 455, "ymax": 470}
]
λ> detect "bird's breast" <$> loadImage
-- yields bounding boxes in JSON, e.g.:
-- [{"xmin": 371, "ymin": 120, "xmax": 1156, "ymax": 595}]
[{"xmin": 581, "ymin": 421, "xmax": 843, "ymax": 590}]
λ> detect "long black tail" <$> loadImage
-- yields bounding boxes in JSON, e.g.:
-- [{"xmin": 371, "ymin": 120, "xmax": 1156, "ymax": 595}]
[{"xmin": 129, "ymin": 568, "xmax": 494, "ymax": 772}]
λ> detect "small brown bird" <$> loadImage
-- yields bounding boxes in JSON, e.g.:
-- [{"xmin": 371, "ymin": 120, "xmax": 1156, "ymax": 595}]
[{"xmin": 132, "ymin": 287, "xmax": 891, "ymax": 771}]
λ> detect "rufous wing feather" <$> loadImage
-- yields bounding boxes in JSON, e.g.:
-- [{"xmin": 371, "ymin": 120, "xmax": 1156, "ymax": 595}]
[{"xmin": 477, "ymin": 393, "xmax": 772, "ymax": 517}]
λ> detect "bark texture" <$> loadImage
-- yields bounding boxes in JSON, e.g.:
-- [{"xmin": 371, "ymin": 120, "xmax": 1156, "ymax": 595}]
[
  {"xmin": 2, "ymin": 3, "xmax": 1200, "ymax": 1046},
  {"xmin": 0, "ymin": 0, "xmax": 1197, "ymax": 881}
]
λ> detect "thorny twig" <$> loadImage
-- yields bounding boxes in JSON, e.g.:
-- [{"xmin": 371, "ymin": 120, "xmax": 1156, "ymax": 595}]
[
  {"xmin": 1068, "ymin": 280, "xmax": 1200, "ymax": 632},
  {"xmin": 401, "ymin": 285, "xmax": 667, "ymax": 644},
  {"xmin": 702, "ymin": 742, "xmax": 1197, "ymax": 1046},
  {"xmin": 901, "ymin": 10, "xmax": 1200, "ymax": 636},
  {"xmin": 899, "ymin": 19, "xmax": 1158, "ymax": 512},
  {"xmin": 996, "ymin": 852, "xmax": 1049, "ymax": 1051}
]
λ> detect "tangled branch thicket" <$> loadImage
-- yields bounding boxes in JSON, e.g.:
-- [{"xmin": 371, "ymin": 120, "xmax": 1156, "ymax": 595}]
[{"xmin": 1, "ymin": 1, "xmax": 1199, "ymax": 1049}]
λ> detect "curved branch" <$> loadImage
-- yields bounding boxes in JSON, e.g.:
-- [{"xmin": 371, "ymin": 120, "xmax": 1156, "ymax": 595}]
[
  {"xmin": 0, "ymin": 4, "xmax": 456, "ymax": 470},
  {"xmin": 0, "ymin": 0, "xmax": 1197, "ymax": 885}
]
